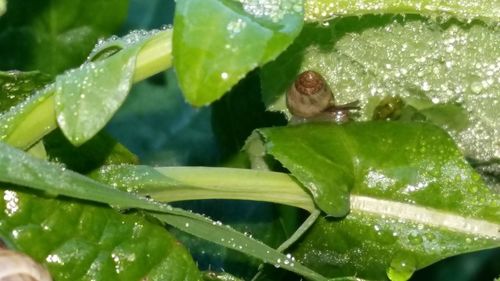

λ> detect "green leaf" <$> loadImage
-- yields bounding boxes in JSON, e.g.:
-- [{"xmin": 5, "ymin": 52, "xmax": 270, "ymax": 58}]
[
  {"xmin": 0, "ymin": 70, "xmax": 51, "ymax": 112},
  {"xmin": 54, "ymin": 31, "xmax": 162, "ymax": 146},
  {"xmin": 173, "ymin": 0, "xmax": 304, "ymax": 106},
  {"xmin": 259, "ymin": 122, "xmax": 500, "ymax": 279},
  {"xmin": 0, "ymin": 0, "xmax": 128, "ymax": 75},
  {"xmin": 0, "ymin": 141, "xmax": 330, "ymax": 281},
  {"xmin": 259, "ymin": 125, "xmax": 350, "ymax": 216},
  {"xmin": 0, "ymin": 187, "xmax": 202, "ymax": 280},
  {"xmin": 152, "ymin": 212, "xmax": 329, "ymax": 281},
  {"xmin": 261, "ymin": 17, "xmax": 500, "ymax": 163},
  {"xmin": 303, "ymin": 0, "xmax": 499, "ymax": 23},
  {"xmin": 259, "ymin": 122, "xmax": 499, "ymax": 219},
  {"xmin": 292, "ymin": 211, "xmax": 499, "ymax": 281},
  {"xmin": 0, "ymin": 29, "xmax": 173, "ymax": 150}
]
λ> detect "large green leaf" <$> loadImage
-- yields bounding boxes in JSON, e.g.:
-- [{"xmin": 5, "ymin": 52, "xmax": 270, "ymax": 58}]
[
  {"xmin": 303, "ymin": 0, "xmax": 499, "ymax": 23},
  {"xmin": 173, "ymin": 0, "xmax": 303, "ymax": 106},
  {"xmin": 0, "ymin": 141, "xmax": 333, "ymax": 281},
  {"xmin": 261, "ymin": 17, "xmax": 499, "ymax": 164},
  {"xmin": 0, "ymin": 0, "xmax": 128, "ymax": 75},
  {"xmin": 0, "ymin": 187, "xmax": 202, "ymax": 281},
  {"xmin": 259, "ymin": 122, "xmax": 499, "ymax": 279}
]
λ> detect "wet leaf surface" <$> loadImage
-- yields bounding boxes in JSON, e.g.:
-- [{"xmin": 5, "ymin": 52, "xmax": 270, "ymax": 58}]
[
  {"xmin": 304, "ymin": 0, "xmax": 499, "ymax": 23},
  {"xmin": 55, "ymin": 31, "xmax": 164, "ymax": 146},
  {"xmin": 173, "ymin": 0, "xmax": 303, "ymax": 106},
  {"xmin": 261, "ymin": 16, "xmax": 500, "ymax": 163},
  {"xmin": 259, "ymin": 122, "xmax": 499, "ymax": 279},
  {"xmin": 0, "ymin": 186, "xmax": 202, "ymax": 280}
]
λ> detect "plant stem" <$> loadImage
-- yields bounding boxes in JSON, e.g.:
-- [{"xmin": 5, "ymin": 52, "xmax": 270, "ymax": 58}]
[
  {"xmin": 2, "ymin": 88, "xmax": 57, "ymax": 148},
  {"xmin": 1, "ymin": 30, "xmax": 173, "ymax": 149},
  {"xmin": 97, "ymin": 165, "xmax": 500, "ymax": 239},
  {"xmin": 132, "ymin": 30, "xmax": 173, "ymax": 83},
  {"xmin": 105, "ymin": 166, "xmax": 317, "ymax": 212}
]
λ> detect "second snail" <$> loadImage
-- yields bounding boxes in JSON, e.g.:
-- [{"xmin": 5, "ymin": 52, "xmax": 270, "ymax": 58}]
[{"xmin": 286, "ymin": 70, "xmax": 359, "ymax": 124}]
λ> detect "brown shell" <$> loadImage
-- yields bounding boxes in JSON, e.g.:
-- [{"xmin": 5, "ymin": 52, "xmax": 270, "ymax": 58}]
[
  {"xmin": 286, "ymin": 70, "xmax": 333, "ymax": 118},
  {"xmin": 0, "ymin": 249, "xmax": 52, "ymax": 281}
]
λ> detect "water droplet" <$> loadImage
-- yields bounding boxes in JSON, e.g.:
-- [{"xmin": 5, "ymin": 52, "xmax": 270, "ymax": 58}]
[
  {"xmin": 408, "ymin": 232, "xmax": 423, "ymax": 245},
  {"xmin": 387, "ymin": 254, "xmax": 416, "ymax": 281},
  {"xmin": 470, "ymin": 81, "xmax": 483, "ymax": 94}
]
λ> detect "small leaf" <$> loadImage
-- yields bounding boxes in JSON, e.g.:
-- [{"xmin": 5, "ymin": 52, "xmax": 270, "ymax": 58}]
[
  {"xmin": 54, "ymin": 31, "xmax": 162, "ymax": 146},
  {"xmin": 54, "ymin": 48, "xmax": 136, "ymax": 146},
  {"xmin": 173, "ymin": 0, "xmax": 303, "ymax": 106}
]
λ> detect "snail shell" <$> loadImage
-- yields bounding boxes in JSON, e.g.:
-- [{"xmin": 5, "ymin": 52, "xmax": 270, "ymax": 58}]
[
  {"xmin": 372, "ymin": 96, "xmax": 404, "ymax": 120},
  {"xmin": 0, "ymin": 249, "xmax": 52, "ymax": 281},
  {"xmin": 286, "ymin": 70, "xmax": 333, "ymax": 118}
]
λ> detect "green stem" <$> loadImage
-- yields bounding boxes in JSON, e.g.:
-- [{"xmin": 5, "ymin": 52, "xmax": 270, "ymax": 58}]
[
  {"xmin": 133, "ymin": 30, "xmax": 173, "ymax": 83},
  {"xmin": 304, "ymin": 0, "xmax": 498, "ymax": 23},
  {"xmin": 98, "ymin": 166, "xmax": 317, "ymax": 212},
  {"xmin": 0, "ymin": 29, "xmax": 173, "ymax": 149}
]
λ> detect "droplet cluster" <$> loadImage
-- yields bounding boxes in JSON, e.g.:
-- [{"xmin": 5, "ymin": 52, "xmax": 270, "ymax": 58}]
[
  {"xmin": 88, "ymin": 27, "xmax": 171, "ymax": 61},
  {"xmin": 240, "ymin": 0, "xmax": 303, "ymax": 22},
  {"xmin": 301, "ymin": 17, "xmax": 499, "ymax": 161},
  {"xmin": 304, "ymin": 0, "xmax": 498, "ymax": 24}
]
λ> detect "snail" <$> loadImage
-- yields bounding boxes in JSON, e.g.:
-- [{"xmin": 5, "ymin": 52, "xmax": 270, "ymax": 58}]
[
  {"xmin": 0, "ymin": 249, "xmax": 52, "ymax": 281},
  {"xmin": 372, "ymin": 95, "xmax": 405, "ymax": 120},
  {"xmin": 286, "ymin": 70, "xmax": 359, "ymax": 123},
  {"xmin": 371, "ymin": 96, "xmax": 426, "ymax": 122}
]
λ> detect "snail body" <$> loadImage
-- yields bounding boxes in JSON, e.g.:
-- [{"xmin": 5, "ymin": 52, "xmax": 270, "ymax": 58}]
[
  {"xmin": 287, "ymin": 70, "xmax": 359, "ymax": 123},
  {"xmin": 0, "ymin": 249, "xmax": 52, "ymax": 281},
  {"xmin": 286, "ymin": 70, "xmax": 333, "ymax": 118}
]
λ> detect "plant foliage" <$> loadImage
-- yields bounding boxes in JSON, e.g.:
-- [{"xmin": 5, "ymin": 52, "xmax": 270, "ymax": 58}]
[{"xmin": 0, "ymin": 0, "xmax": 498, "ymax": 280}]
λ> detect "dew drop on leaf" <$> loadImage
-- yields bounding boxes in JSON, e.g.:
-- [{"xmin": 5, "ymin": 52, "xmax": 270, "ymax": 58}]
[{"xmin": 387, "ymin": 254, "xmax": 417, "ymax": 281}]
